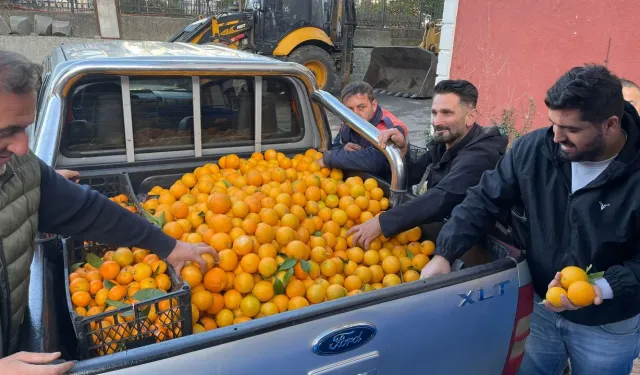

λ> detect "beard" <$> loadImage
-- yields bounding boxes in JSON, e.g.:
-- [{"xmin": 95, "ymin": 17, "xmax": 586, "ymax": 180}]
[
  {"xmin": 556, "ymin": 132, "xmax": 605, "ymax": 162},
  {"xmin": 432, "ymin": 125, "xmax": 464, "ymax": 145}
]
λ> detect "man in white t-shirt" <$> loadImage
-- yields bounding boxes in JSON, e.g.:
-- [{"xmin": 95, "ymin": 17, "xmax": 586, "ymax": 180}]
[{"xmin": 420, "ymin": 64, "xmax": 640, "ymax": 374}]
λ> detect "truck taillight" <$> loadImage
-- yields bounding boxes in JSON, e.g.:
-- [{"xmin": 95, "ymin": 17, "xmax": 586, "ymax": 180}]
[{"xmin": 502, "ymin": 283, "xmax": 534, "ymax": 375}]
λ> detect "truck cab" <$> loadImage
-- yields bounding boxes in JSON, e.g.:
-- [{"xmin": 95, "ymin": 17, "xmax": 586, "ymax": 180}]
[{"xmin": 23, "ymin": 41, "xmax": 532, "ymax": 375}]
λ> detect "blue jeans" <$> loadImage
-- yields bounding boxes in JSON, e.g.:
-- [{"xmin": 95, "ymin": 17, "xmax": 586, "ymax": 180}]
[{"xmin": 518, "ymin": 294, "xmax": 640, "ymax": 375}]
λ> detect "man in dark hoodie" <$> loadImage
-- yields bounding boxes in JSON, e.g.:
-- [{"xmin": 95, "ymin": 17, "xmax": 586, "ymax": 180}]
[
  {"xmin": 317, "ymin": 81, "xmax": 409, "ymax": 181},
  {"xmin": 347, "ymin": 79, "xmax": 507, "ymax": 248},
  {"xmin": 422, "ymin": 65, "xmax": 640, "ymax": 374}
]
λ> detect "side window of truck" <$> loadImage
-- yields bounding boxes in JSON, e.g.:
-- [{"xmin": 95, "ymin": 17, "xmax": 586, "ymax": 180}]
[{"xmin": 60, "ymin": 75, "xmax": 304, "ymax": 159}]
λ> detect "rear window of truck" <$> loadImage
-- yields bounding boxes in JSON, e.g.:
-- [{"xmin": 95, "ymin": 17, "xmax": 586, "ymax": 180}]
[{"xmin": 60, "ymin": 75, "xmax": 304, "ymax": 157}]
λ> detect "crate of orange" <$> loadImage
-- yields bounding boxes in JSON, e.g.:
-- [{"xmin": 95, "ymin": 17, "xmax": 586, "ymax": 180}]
[
  {"xmin": 77, "ymin": 173, "xmax": 144, "ymax": 216},
  {"xmin": 61, "ymin": 236, "xmax": 193, "ymax": 359}
]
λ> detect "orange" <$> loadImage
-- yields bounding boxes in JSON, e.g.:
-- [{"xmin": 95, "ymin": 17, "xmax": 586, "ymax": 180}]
[
  {"xmin": 306, "ymin": 284, "xmax": 326, "ymax": 304},
  {"xmin": 258, "ymin": 257, "xmax": 278, "ymax": 278},
  {"xmin": 567, "ymin": 281, "xmax": 596, "ymax": 307},
  {"xmin": 181, "ymin": 173, "xmax": 198, "ymax": 188},
  {"xmin": 224, "ymin": 290, "xmax": 242, "ymax": 310},
  {"xmin": 260, "ymin": 302, "xmax": 279, "ymax": 317},
  {"xmin": 406, "ymin": 227, "xmax": 422, "ymax": 242},
  {"xmin": 132, "ymin": 248, "xmax": 148, "ymax": 264},
  {"xmin": 172, "ymin": 201, "xmax": 189, "ymax": 219},
  {"xmin": 71, "ymin": 291, "xmax": 91, "ymax": 307},
  {"xmin": 140, "ymin": 277, "xmax": 158, "ymax": 290},
  {"xmin": 288, "ymin": 296, "xmax": 310, "ymax": 311},
  {"xmin": 320, "ymin": 259, "xmax": 338, "ymax": 278},
  {"xmin": 233, "ymin": 235, "xmax": 254, "ymax": 256},
  {"xmin": 206, "ymin": 293, "xmax": 225, "ymax": 315},
  {"xmin": 234, "ymin": 272, "xmax": 255, "ymax": 294},
  {"xmin": 163, "ymin": 222, "xmax": 184, "ymax": 240},
  {"xmin": 107, "ymin": 285, "xmax": 127, "ymax": 301},
  {"xmin": 381, "ymin": 256, "xmax": 401, "ymax": 274},
  {"xmin": 252, "ymin": 280, "xmax": 275, "ymax": 302},
  {"xmin": 182, "ymin": 265, "xmax": 203, "ymax": 288},
  {"xmin": 133, "ymin": 262, "xmax": 153, "ymax": 282},
  {"xmin": 310, "ymin": 246, "xmax": 328, "ymax": 263},
  {"xmin": 113, "ymin": 247, "xmax": 134, "ymax": 267},
  {"xmin": 240, "ymin": 253, "xmax": 260, "ymax": 274},
  {"xmin": 285, "ymin": 279, "xmax": 307, "ymax": 299},
  {"xmin": 382, "ymin": 274, "xmax": 402, "ymax": 287},
  {"xmin": 403, "ymin": 270, "xmax": 420, "ymax": 283},
  {"xmin": 412, "ymin": 254, "xmax": 430, "ymax": 270},
  {"xmin": 326, "ymin": 284, "xmax": 348, "ymax": 300},
  {"xmin": 258, "ymin": 243, "xmax": 278, "ymax": 259},
  {"xmin": 208, "ymin": 193, "xmax": 232, "ymax": 214},
  {"xmin": 200, "ymin": 316, "xmax": 217, "ymax": 331},
  {"xmin": 370, "ymin": 265, "xmax": 385, "ymax": 283},
  {"xmin": 218, "ymin": 249, "xmax": 239, "ymax": 272},
  {"xmin": 150, "ymin": 260, "xmax": 167, "ymax": 275},
  {"xmin": 155, "ymin": 274, "xmax": 172, "ymax": 291},
  {"xmin": 560, "ymin": 266, "xmax": 589, "ymax": 290},
  {"xmin": 192, "ymin": 290, "xmax": 214, "ymax": 312},
  {"xmin": 116, "ymin": 270, "xmax": 133, "ymax": 286},
  {"xmin": 285, "ymin": 240, "xmax": 307, "ymax": 260},
  {"xmin": 210, "ymin": 214, "xmax": 233, "ymax": 234},
  {"xmin": 69, "ymin": 278, "xmax": 90, "ymax": 294},
  {"xmin": 546, "ymin": 286, "xmax": 568, "ymax": 308},
  {"xmin": 255, "ymin": 223, "xmax": 276, "ymax": 244},
  {"xmin": 344, "ymin": 275, "xmax": 363, "ymax": 292},
  {"xmin": 210, "ymin": 232, "xmax": 233, "ymax": 252},
  {"xmin": 215, "ymin": 308, "xmax": 235, "ymax": 328},
  {"xmin": 203, "ymin": 267, "xmax": 227, "ymax": 293},
  {"xmin": 354, "ymin": 266, "xmax": 372, "ymax": 284},
  {"xmin": 347, "ymin": 247, "xmax": 364, "ymax": 263},
  {"xmin": 363, "ymin": 250, "xmax": 380, "ymax": 266},
  {"xmin": 94, "ymin": 289, "xmax": 109, "ymax": 306},
  {"xmin": 240, "ymin": 295, "xmax": 261, "ymax": 318},
  {"xmin": 271, "ymin": 295, "xmax": 289, "ymax": 313},
  {"xmin": 99, "ymin": 261, "xmax": 120, "ymax": 281}
]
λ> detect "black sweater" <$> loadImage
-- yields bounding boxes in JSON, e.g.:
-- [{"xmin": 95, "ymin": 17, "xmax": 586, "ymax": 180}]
[
  {"xmin": 38, "ymin": 160, "xmax": 176, "ymax": 257},
  {"xmin": 379, "ymin": 124, "xmax": 508, "ymax": 237}
]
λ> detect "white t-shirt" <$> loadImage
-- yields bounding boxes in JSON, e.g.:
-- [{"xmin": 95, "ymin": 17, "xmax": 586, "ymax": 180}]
[{"xmin": 570, "ymin": 154, "xmax": 617, "ymax": 193}]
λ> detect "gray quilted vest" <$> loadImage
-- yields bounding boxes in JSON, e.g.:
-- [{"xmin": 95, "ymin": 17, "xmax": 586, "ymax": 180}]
[{"xmin": 0, "ymin": 151, "xmax": 40, "ymax": 355}]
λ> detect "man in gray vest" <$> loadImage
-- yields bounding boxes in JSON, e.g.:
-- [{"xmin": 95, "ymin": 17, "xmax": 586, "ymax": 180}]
[{"xmin": 0, "ymin": 51, "xmax": 218, "ymax": 374}]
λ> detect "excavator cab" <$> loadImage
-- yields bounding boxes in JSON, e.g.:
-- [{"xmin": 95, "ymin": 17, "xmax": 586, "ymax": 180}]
[{"xmin": 168, "ymin": 0, "xmax": 356, "ymax": 93}]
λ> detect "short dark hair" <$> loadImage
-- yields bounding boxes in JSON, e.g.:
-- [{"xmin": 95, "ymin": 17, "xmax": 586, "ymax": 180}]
[
  {"xmin": 341, "ymin": 81, "xmax": 375, "ymax": 102},
  {"xmin": 433, "ymin": 79, "xmax": 479, "ymax": 108},
  {"xmin": 0, "ymin": 50, "xmax": 42, "ymax": 95},
  {"xmin": 545, "ymin": 64, "xmax": 624, "ymax": 124},
  {"xmin": 621, "ymin": 78, "xmax": 640, "ymax": 90}
]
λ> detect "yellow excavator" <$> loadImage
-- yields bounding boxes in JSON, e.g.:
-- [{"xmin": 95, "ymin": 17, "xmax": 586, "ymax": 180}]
[
  {"xmin": 168, "ymin": 0, "xmax": 356, "ymax": 93},
  {"xmin": 363, "ymin": 17, "xmax": 442, "ymax": 99}
]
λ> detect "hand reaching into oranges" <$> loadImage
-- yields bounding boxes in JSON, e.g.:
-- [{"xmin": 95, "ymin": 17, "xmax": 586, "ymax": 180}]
[
  {"xmin": 347, "ymin": 216, "xmax": 382, "ymax": 250},
  {"xmin": 166, "ymin": 241, "xmax": 219, "ymax": 277},
  {"xmin": 543, "ymin": 266, "xmax": 604, "ymax": 313}
]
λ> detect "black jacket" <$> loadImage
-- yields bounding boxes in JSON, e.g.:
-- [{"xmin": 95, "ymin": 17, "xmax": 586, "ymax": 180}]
[
  {"xmin": 436, "ymin": 102, "xmax": 640, "ymax": 326},
  {"xmin": 379, "ymin": 124, "xmax": 507, "ymax": 237}
]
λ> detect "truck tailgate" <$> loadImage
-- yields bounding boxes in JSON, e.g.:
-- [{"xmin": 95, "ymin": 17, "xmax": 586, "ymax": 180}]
[{"xmin": 71, "ymin": 259, "xmax": 519, "ymax": 375}]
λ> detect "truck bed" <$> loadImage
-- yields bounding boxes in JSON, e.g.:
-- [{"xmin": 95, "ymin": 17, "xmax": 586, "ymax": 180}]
[{"xmin": 21, "ymin": 161, "xmax": 527, "ymax": 375}]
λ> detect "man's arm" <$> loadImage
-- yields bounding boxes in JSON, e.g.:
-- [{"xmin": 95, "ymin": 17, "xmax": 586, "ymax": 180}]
[
  {"xmin": 600, "ymin": 250, "xmax": 640, "ymax": 300},
  {"xmin": 434, "ymin": 140, "xmax": 523, "ymax": 263},
  {"xmin": 322, "ymin": 147, "xmax": 389, "ymax": 175},
  {"xmin": 38, "ymin": 160, "xmax": 176, "ymax": 258},
  {"xmin": 377, "ymin": 142, "xmax": 508, "ymax": 238}
]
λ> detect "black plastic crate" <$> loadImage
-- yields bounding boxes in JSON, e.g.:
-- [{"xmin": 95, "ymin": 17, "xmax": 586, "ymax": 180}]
[
  {"xmin": 61, "ymin": 237, "xmax": 193, "ymax": 359},
  {"xmin": 137, "ymin": 174, "xmax": 187, "ymax": 203},
  {"xmin": 78, "ymin": 173, "xmax": 144, "ymax": 217}
]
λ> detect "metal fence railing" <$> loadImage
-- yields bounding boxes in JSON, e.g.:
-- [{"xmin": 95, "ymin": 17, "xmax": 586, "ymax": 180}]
[
  {"xmin": 9, "ymin": 0, "xmax": 95, "ymax": 13},
  {"xmin": 9, "ymin": 0, "xmax": 444, "ymax": 24},
  {"xmin": 355, "ymin": 0, "xmax": 444, "ymax": 28}
]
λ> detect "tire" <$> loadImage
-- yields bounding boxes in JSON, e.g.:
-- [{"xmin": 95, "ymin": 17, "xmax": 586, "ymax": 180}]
[{"xmin": 287, "ymin": 45, "xmax": 340, "ymax": 93}]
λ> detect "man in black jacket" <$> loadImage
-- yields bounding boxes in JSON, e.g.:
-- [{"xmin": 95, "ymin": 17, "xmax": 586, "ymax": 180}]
[
  {"xmin": 422, "ymin": 65, "xmax": 640, "ymax": 374},
  {"xmin": 347, "ymin": 80, "xmax": 507, "ymax": 248}
]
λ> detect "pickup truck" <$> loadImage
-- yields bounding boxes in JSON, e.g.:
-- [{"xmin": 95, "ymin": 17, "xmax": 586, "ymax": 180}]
[{"xmin": 22, "ymin": 41, "xmax": 533, "ymax": 375}]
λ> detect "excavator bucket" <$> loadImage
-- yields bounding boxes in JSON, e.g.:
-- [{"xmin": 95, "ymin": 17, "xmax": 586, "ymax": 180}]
[{"xmin": 363, "ymin": 46, "xmax": 438, "ymax": 99}]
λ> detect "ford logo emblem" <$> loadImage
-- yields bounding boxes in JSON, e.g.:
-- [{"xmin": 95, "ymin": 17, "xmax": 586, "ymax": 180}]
[{"xmin": 312, "ymin": 323, "xmax": 376, "ymax": 356}]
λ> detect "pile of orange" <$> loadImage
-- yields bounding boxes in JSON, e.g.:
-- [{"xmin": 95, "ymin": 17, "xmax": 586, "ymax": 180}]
[
  {"xmin": 545, "ymin": 266, "xmax": 597, "ymax": 308},
  {"xmin": 109, "ymin": 194, "xmax": 137, "ymax": 213},
  {"xmin": 141, "ymin": 149, "xmax": 435, "ymax": 334},
  {"xmin": 68, "ymin": 246, "xmax": 179, "ymax": 355}
]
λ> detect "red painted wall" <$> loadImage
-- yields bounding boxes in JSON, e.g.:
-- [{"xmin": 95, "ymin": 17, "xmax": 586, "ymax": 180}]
[{"xmin": 450, "ymin": 0, "xmax": 640, "ymax": 132}]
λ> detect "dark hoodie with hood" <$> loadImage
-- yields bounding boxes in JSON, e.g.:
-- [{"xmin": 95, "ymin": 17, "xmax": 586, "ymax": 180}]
[
  {"xmin": 379, "ymin": 123, "xmax": 507, "ymax": 238},
  {"xmin": 436, "ymin": 102, "xmax": 640, "ymax": 326}
]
